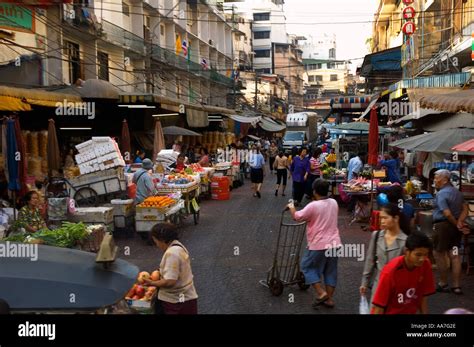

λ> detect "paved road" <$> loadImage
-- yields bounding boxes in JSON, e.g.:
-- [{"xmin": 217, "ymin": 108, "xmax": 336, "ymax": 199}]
[{"xmin": 117, "ymin": 174, "xmax": 474, "ymax": 314}]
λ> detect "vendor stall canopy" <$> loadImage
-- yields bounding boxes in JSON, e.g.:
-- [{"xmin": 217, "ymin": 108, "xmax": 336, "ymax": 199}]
[
  {"xmin": 390, "ymin": 128, "xmax": 474, "ymax": 155},
  {"xmin": 420, "ymin": 89, "xmax": 474, "ymax": 114},
  {"xmin": 332, "ymin": 122, "xmax": 392, "ymax": 134},
  {"xmin": 162, "ymin": 126, "xmax": 202, "ymax": 137}
]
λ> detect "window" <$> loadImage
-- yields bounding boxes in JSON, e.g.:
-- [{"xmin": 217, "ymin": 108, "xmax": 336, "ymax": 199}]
[
  {"xmin": 315, "ymin": 75, "xmax": 323, "ymax": 81},
  {"xmin": 253, "ymin": 12, "xmax": 270, "ymax": 21},
  {"xmin": 160, "ymin": 25, "xmax": 165, "ymax": 36},
  {"xmin": 122, "ymin": 1, "xmax": 130, "ymax": 16},
  {"xmin": 254, "ymin": 31, "xmax": 270, "ymax": 39},
  {"xmin": 308, "ymin": 75, "xmax": 315, "ymax": 82},
  {"xmin": 98, "ymin": 52, "xmax": 109, "ymax": 81},
  {"xmin": 329, "ymin": 48, "xmax": 336, "ymax": 59},
  {"xmin": 256, "ymin": 68, "xmax": 271, "ymax": 74},
  {"xmin": 306, "ymin": 63, "xmax": 322, "ymax": 70},
  {"xmin": 330, "ymin": 74, "xmax": 338, "ymax": 81},
  {"xmin": 327, "ymin": 62, "xmax": 336, "ymax": 69},
  {"xmin": 64, "ymin": 40, "xmax": 81, "ymax": 84},
  {"xmin": 255, "ymin": 49, "xmax": 270, "ymax": 58}
]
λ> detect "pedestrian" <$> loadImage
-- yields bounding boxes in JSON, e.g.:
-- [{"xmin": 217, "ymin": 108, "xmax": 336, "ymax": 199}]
[
  {"xmin": 290, "ymin": 147, "xmax": 310, "ymax": 205},
  {"xmin": 132, "ymin": 158, "xmax": 157, "ymax": 204},
  {"xmin": 326, "ymin": 148, "xmax": 337, "ymax": 168},
  {"xmin": 288, "ymin": 179, "xmax": 341, "ymax": 309},
  {"xmin": 268, "ymin": 141, "xmax": 279, "ymax": 174},
  {"xmin": 432, "ymin": 169, "xmax": 469, "ymax": 295},
  {"xmin": 347, "ymin": 151, "xmax": 365, "ymax": 181},
  {"xmin": 306, "ymin": 147, "xmax": 322, "ymax": 198},
  {"xmin": 371, "ymin": 232, "xmax": 436, "ymax": 314},
  {"xmin": 379, "ymin": 150, "xmax": 401, "ymax": 184},
  {"xmin": 134, "ymin": 149, "xmax": 146, "ymax": 164},
  {"xmin": 360, "ymin": 203, "xmax": 410, "ymax": 304},
  {"xmin": 273, "ymin": 151, "xmax": 289, "ymax": 196},
  {"xmin": 249, "ymin": 145, "xmax": 265, "ymax": 198},
  {"xmin": 385, "ymin": 185, "xmax": 416, "ymax": 230},
  {"xmin": 144, "ymin": 223, "xmax": 198, "ymax": 314},
  {"xmin": 197, "ymin": 148, "xmax": 210, "ymax": 167}
]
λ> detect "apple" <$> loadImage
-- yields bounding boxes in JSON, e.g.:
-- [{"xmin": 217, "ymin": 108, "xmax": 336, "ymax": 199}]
[
  {"xmin": 151, "ymin": 270, "xmax": 160, "ymax": 281},
  {"xmin": 137, "ymin": 271, "xmax": 150, "ymax": 284},
  {"xmin": 132, "ymin": 295, "xmax": 140, "ymax": 300},
  {"xmin": 135, "ymin": 285, "xmax": 145, "ymax": 298}
]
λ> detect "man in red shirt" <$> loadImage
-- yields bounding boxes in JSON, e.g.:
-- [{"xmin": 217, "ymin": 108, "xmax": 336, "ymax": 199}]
[{"xmin": 371, "ymin": 232, "xmax": 436, "ymax": 314}]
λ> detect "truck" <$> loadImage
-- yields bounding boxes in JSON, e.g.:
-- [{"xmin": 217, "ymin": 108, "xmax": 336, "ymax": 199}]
[{"xmin": 282, "ymin": 112, "xmax": 320, "ymax": 150}]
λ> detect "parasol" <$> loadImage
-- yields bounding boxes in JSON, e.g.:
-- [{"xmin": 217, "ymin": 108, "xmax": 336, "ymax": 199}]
[
  {"xmin": 162, "ymin": 126, "xmax": 202, "ymax": 137},
  {"xmin": 121, "ymin": 119, "xmax": 132, "ymax": 164},
  {"xmin": 47, "ymin": 119, "xmax": 61, "ymax": 176},
  {"xmin": 153, "ymin": 120, "xmax": 165, "ymax": 162},
  {"xmin": 367, "ymin": 108, "xmax": 379, "ymax": 166}
]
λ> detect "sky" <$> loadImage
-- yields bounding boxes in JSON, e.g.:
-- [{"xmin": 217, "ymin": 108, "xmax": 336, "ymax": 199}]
[{"xmin": 284, "ymin": 0, "xmax": 378, "ymax": 73}]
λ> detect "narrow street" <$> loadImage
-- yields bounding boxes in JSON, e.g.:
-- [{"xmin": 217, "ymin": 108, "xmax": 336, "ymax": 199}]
[{"xmin": 118, "ymin": 175, "xmax": 474, "ymax": 314}]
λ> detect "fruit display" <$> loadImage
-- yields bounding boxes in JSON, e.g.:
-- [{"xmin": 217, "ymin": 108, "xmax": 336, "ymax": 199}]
[
  {"xmin": 160, "ymin": 173, "xmax": 195, "ymax": 185},
  {"xmin": 137, "ymin": 196, "xmax": 176, "ymax": 209},
  {"xmin": 125, "ymin": 269, "xmax": 160, "ymax": 303},
  {"xmin": 188, "ymin": 163, "xmax": 204, "ymax": 173}
]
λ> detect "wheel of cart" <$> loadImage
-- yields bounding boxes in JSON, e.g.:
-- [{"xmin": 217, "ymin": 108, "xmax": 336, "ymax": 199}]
[
  {"xmin": 260, "ymin": 208, "xmax": 310, "ymax": 296},
  {"xmin": 74, "ymin": 187, "xmax": 99, "ymax": 207}
]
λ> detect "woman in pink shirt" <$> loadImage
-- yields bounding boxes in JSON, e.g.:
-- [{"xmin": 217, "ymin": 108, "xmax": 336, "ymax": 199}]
[{"xmin": 288, "ymin": 178, "xmax": 341, "ymax": 309}]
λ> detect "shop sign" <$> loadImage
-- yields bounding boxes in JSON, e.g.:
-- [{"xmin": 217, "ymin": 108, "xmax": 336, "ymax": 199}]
[
  {"xmin": 0, "ymin": 3, "xmax": 34, "ymax": 32},
  {"xmin": 403, "ymin": 6, "xmax": 416, "ymax": 20},
  {"xmin": 402, "ymin": 21, "xmax": 416, "ymax": 36}
]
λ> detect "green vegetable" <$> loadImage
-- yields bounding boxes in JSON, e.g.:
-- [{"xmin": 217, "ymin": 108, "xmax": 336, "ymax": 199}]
[
  {"xmin": 29, "ymin": 222, "xmax": 88, "ymax": 248},
  {"xmin": 2, "ymin": 234, "xmax": 27, "ymax": 242}
]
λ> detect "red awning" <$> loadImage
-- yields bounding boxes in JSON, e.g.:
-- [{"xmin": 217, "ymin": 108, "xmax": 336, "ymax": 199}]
[{"xmin": 452, "ymin": 139, "xmax": 474, "ymax": 153}]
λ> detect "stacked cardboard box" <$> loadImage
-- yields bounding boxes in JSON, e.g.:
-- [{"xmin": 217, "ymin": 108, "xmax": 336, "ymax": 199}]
[{"xmin": 75, "ymin": 137, "xmax": 125, "ymax": 175}]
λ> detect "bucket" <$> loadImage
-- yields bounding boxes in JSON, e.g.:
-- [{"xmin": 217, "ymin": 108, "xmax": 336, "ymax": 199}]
[
  {"xmin": 127, "ymin": 183, "xmax": 136, "ymax": 200},
  {"xmin": 212, "ymin": 192, "xmax": 230, "ymax": 201},
  {"xmin": 211, "ymin": 176, "xmax": 230, "ymax": 190}
]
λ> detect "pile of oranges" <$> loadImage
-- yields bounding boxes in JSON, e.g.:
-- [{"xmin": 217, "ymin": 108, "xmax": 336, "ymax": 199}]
[{"xmin": 138, "ymin": 196, "xmax": 176, "ymax": 209}]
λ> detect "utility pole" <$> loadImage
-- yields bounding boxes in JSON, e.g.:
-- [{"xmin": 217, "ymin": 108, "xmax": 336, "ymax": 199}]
[
  {"xmin": 254, "ymin": 71, "xmax": 258, "ymax": 111},
  {"xmin": 231, "ymin": 5, "xmax": 236, "ymax": 109},
  {"xmin": 287, "ymin": 44, "xmax": 291, "ymax": 112}
]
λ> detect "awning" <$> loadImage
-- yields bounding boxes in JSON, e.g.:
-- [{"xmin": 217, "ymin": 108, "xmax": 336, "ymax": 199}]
[
  {"xmin": 356, "ymin": 96, "xmax": 379, "ymax": 121},
  {"xmin": 0, "ymin": 85, "xmax": 82, "ymax": 111},
  {"xmin": 259, "ymin": 117, "xmax": 286, "ymax": 132},
  {"xmin": 331, "ymin": 96, "xmax": 372, "ymax": 110},
  {"xmin": 186, "ymin": 108, "xmax": 209, "ymax": 128},
  {"xmin": 163, "ymin": 126, "xmax": 202, "ymax": 136},
  {"xmin": 389, "ymin": 108, "xmax": 443, "ymax": 125},
  {"xmin": 360, "ymin": 46, "xmax": 402, "ymax": 77},
  {"xmin": 247, "ymin": 135, "xmax": 260, "ymax": 141},
  {"xmin": 227, "ymin": 114, "xmax": 262, "ymax": 125},
  {"xmin": 422, "ymin": 112, "xmax": 474, "ymax": 132},
  {"xmin": 452, "ymin": 139, "xmax": 474, "ymax": 153},
  {"xmin": 419, "ymin": 89, "xmax": 474, "ymax": 114}
]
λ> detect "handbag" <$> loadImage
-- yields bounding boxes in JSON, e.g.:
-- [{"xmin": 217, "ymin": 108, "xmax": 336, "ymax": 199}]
[{"xmin": 368, "ymin": 230, "xmax": 382, "ymax": 289}]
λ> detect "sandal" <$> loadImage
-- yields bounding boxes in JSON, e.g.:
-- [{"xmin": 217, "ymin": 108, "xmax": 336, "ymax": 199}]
[
  {"xmin": 322, "ymin": 300, "xmax": 335, "ymax": 308},
  {"xmin": 451, "ymin": 287, "xmax": 463, "ymax": 295},
  {"xmin": 312, "ymin": 294, "xmax": 329, "ymax": 308},
  {"xmin": 436, "ymin": 283, "xmax": 450, "ymax": 293}
]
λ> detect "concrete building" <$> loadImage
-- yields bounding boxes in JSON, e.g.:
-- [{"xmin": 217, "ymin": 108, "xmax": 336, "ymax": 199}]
[
  {"xmin": 303, "ymin": 59, "xmax": 349, "ymax": 101},
  {"xmin": 0, "ymin": 0, "xmax": 235, "ymax": 108},
  {"xmin": 301, "ymin": 34, "xmax": 337, "ymax": 60}
]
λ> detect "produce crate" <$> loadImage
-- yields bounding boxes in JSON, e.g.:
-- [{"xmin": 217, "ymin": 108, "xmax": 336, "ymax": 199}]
[
  {"xmin": 155, "ymin": 182, "xmax": 199, "ymax": 195},
  {"xmin": 135, "ymin": 201, "xmax": 184, "ymax": 232},
  {"xmin": 68, "ymin": 167, "xmax": 125, "ymax": 186},
  {"xmin": 106, "ymin": 199, "xmax": 135, "ymax": 217},
  {"xmin": 126, "ymin": 296, "xmax": 156, "ymax": 314},
  {"xmin": 78, "ymin": 226, "xmax": 106, "ymax": 253},
  {"xmin": 69, "ymin": 207, "xmax": 114, "ymax": 224}
]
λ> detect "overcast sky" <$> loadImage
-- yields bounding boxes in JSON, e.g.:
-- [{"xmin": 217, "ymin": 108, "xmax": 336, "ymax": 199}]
[{"xmin": 284, "ymin": 0, "xmax": 378, "ymax": 72}]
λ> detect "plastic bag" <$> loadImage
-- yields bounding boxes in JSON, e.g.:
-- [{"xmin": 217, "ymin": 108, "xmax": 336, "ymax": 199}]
[{"xmin": 359, "ymin": 295, "xmax": 370, "ymax": 314}]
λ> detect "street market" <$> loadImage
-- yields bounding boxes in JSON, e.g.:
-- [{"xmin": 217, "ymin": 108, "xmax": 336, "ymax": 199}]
[{"xmin": 0, "ymin": 0, "xmax": 474, "ymax": 344}]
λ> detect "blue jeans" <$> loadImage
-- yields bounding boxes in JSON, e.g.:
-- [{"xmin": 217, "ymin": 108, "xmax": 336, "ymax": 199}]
[{"xmin": 301, "ymin": 248, "xmax": 338, "ymax": 287}]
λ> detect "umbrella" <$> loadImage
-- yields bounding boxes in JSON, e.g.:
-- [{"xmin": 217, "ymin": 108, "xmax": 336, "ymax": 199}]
[
  {"xmin": 153, "ymin": 120, "xmax": 165, "ymax": 162},
  {"xmin": 367, "ymin": 108, "xmax": 379, "ymax": 166},
  {"xmin": 47, "ymin": 119, "xmax": 61, "ymax": 176},
  {"xmin": 332, "ymin": 122, "xmax": 392, "ymax": 134},
  {"xmin": 6, "ymin": 119, "xmax": 20, "ymax": 191},
  {"xmin": 121, "ymin": 119, "xmax": 132, "ymax": 164},
  {"xmin": 389, "ymin": 128, "xmax": 474, "ymax": 154},
  {"xmin": 2, "ymin": 120, "xmax": 9, "ymax": 191},
  {"xmin": 422, "ymin": 113, "xmax": 474, "ymax": 132},
  {"xmin": 14, "ymin": 118, "xmax": 27, "ymax": 197},
  {"xmin": 162, "ymin": 126, "xmax": 202, "ymax": 137},
  {"xmin": 452, "ymin": 139, "xmax": 474, "ymax": 153}
]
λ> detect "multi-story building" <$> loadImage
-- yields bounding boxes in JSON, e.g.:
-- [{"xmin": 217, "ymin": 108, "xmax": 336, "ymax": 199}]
[
  {"xmin": 301, "ymin": 34, "xmax": 337, "ymax": 60},
  {"xmin": 0, "ymin": 0, "xmax": 235, "ymax": 108}
]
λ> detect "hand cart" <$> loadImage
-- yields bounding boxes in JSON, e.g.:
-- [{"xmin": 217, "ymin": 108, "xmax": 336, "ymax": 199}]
[
  {"xmin": 155, "ymin": 183, "xmax": 200, "ymax": 225},
  {"xmin": 260, "ymin": 209, "xmax": 310, "ymax": 296}
]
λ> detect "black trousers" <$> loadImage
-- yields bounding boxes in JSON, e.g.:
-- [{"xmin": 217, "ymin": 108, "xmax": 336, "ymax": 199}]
[
  {"xmin": 276, "ymin": 169, "xmax": 287, "ymax": 186},
  {"xmin": 269, "ymin": 157, "xmax": 276, "ymax": 172},
  {"xmin": 293, "ymin": 181, "xmax": 305, "ymax": 203}
]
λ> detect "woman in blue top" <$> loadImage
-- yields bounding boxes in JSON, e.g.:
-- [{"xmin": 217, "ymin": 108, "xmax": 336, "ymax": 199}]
[
  {"xmin": 379, "ymin": 151, "xmax": 401, "ymax": 184},
  {"xmin": 250, "ymin": 146, "xmax": 265, "ymax": 198},
  {"xmin": 134, "ymin": 150, "xmax": 145, "ymax": 164},
  {"xmin": 290, "ymin": 147, "xmax": 310, "ymax": 205}
]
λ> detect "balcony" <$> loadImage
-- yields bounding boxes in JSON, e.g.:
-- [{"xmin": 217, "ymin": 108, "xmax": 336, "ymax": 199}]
[
  {"xmin": 101, "ymin": 20, "xmax": 145, "ymax": 55},
  {"xmin": 150, "ymin": 44, "xmax": 233, "ymax": 87}
]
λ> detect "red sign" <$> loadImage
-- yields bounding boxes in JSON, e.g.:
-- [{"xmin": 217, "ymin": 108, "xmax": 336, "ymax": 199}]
[
  {"xmin": 402, "ymin": 21, "xmax": 416, "ymax": 36},
  {"xmin": 403, "ymin": 6, "xmax": 416, "ymax": 19},
  {"xmin": 403, "ymin": 0, "xmax": 415, "ymax": 4}
]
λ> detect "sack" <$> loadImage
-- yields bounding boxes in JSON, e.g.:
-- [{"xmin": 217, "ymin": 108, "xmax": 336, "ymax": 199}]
[{"xmin": 359, "ymin": 295, "xmax": 370, "ymax": 314}]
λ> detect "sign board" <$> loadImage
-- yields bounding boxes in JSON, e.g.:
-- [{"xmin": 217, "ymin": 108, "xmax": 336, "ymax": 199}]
[
  {"xmin": 179, "ymin": 104, "xmax": 185, "ymax": 114},
  {"xmin": 402, "ymin": 21, "xmax": 416, "ymax": 36},
  {"xmin": 403, "ymin": 6, "xmax": 416, "ymax": 19},
  {"xmin": 0, "ymin": 3, "xmax": 35, "ymax": 32}
]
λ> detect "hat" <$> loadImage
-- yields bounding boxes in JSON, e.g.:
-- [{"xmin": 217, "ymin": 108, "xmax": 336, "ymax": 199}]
[{"xmin": 142, "ymin": 158, "xmax": 154, "ymax": 170}]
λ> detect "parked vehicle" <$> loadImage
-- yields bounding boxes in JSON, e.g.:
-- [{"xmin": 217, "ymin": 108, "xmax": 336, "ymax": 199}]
[{"xmin": 282, "ymin": 112, "xmax": 320, "ymax": 150}]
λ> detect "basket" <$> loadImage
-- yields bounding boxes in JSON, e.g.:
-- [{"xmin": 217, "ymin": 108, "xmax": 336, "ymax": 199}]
[{"xmin": 78, "ymin": 226, "xmax": 106, "ymax": 253}]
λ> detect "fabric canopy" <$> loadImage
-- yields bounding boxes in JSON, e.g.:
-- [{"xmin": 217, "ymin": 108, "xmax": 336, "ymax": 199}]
[
  {"xmin": 368, "ymin": 108, "xmax": 379, "ymax": 166},
  {"xmin": 452, "ymin": 139, "xmax": 474, "ymax": 153},
  {"xmin": 153, "ymin": 120, "xmax": 165, "ymax": 162},
  {"xmin": 389, "ymin": 108, "xmax": 443, "ymax": 125},
  {"xmin": 389, "ymin": 128, "xmax": 474, "ymax": 154},
  {"xmin": 228, "ymin": 114, "xmax": 262, "ymax": 125},
  {"xmin": 332, "ymin": 122, "xmax": 391, "ymax": 134},
  {"xmin": 162, "ymin": 126, "xmax": 202, "ymax": 136},
  {"xmin": 420, "ymin": 89, "xmax": 474, "ymax": 114},
  {"xmin": 259, "ymin": 117, "xmax": 286, "ymax": 132},
  {"xmin": 422, "ymin": 113, "xmax": 474, "ymax": 132},
  {"xmin": 186, "ymin": 109, "xmax": 209, "ymax": 128}
]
